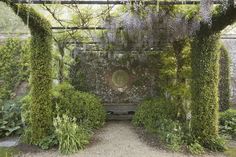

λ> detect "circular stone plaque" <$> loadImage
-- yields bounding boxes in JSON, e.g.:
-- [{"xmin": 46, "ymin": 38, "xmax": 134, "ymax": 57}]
[{"xmin": 111, "ymin": 70, "xmax": 129, "ymax": 88}]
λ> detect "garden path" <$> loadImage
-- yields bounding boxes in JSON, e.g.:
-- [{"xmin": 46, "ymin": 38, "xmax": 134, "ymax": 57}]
[{"xmin": 20, "ymin": 121, "xmax": 226, "ymax": 157}]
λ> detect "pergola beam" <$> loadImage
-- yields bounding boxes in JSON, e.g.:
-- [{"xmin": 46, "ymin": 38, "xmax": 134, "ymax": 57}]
[
  {"xmin": 12, "ymin": 0, "xmax": 223, "ymax": 5},
  {"xmin": 51, "ymin": 26, "xmax": 108, "ymax": 30},
  {"xmin": 1, "ymin": 32, "xmax": 236, "ymax": 39}
]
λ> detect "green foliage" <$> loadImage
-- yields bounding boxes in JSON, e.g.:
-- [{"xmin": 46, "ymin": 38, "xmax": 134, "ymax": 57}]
[
  {"xmin": 0, "ymin": 99, "xmax": 23, "ymax": 137},
  {"xmin": 0, "ymin": 1, "xmax": 54, "ymax": 144},
  {"xmin": 69, "ymin": 58, "xmax": 88, "ymax": 91},
  {"xmin": 191, "ymin": 33, "xmax": 220, "ymax": 146},
  {"xmin": 172, "ymin": 39, "xmax": 192, "ymax": 121},
  {"xmin": 133, "ymin": 97, "xmax": 226, "ymax": 153},
  {"xmin": 146, "ymin": 41, "xmax": 192, "ymax": 121},
  {"xmin": 53, "ymin": 114, "xmax": 90, "ymax": 155},
  {"xmin": 21, "ymin": 82, "xmax": 105, "ymax": 151},
  {"xmin": 187, "ymin": 141, "xmax": 205, "ymax": 155},
  {"xmin": 133, "ymin": 99, "xmax": 175, "ymax": 127},
  {"xmin": 37, "ymin": 134, "xmax": 58, "ymax": 150},
  {"xmin": 189, "ymin": 0, "xmax": 236, "ymax": 152},
  {"xmin": 203, "ymin": 136, "xmax": 226, "ymax": 152},
  {"xmin": 219, "ymin": 109, "xmax": 236, "ymax": 138},
  {"xmin": 20, "ymin": 95, "xmax": 31, "ymax": 127},
  {"xmin": 52, "ymin": 83, "xmax": 106, "ymax": 130},
  {"xmin": 219, "ymin": 46, "xmax": 230, "ymax": 111},
  {"xmin": 133, "ymin": 98, "xmax": 183, "ymax": 151},
  {"xmin": 0, "ymin": 38, "xmax": 30, "ymax": 101},
  {"xmin": 162, "ymin": 120, "xmax": 183, "ymax": 151}
]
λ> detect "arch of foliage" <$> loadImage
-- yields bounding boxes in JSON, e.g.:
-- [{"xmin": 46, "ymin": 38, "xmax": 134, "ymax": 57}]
[
  {"xmin": 0, "ymin": 0, "xmax": 53, "ymax": 144},
  {"xmin": 191, "ymin": 0, "xmax": 236, "ymax": 146}
]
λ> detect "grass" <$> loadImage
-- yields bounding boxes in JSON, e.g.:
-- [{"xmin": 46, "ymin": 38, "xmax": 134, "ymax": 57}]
[{"xmin": 0, "ymin": 147, "xmax": 20, "ymax": 157}]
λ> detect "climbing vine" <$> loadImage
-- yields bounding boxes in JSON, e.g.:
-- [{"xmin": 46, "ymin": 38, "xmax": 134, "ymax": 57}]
[{"xmin": 0, "ymin": 0, "xmax": 53, "ymax": 144}]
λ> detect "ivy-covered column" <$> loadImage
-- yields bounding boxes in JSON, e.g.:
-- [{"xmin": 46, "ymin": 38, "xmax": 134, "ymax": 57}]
[
  {"xmin": 0, "ymin": 0, "xmax": 53, "ymax": 144},
  {"xmin": 191, "ymin": 28, "xmax": 220, "ymax": 144},
  {"xmin": 191, "ymin": 0, "xmax": 236, "ymax": 146}
]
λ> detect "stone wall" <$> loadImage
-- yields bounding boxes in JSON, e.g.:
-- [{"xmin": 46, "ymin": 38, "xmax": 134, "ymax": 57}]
[{"xmin": 72, "ymin": 49, "xmax": 158, "ymax": 113}]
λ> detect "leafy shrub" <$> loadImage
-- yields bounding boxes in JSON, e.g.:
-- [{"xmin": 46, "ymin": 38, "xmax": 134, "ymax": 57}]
[
  {"xmin": 133, "ymin": 98, "xmax": 227, "ymax": 153},
  {"xmin": 219, "ymin": 109, "xmax": 236, "ymax": 138},
  {"xmin": 21, "ymin": 83, "xmax": 105, "ymax": 151},
  {"xmin": 52, "ymin": 83, "xmax": 106, "ymax": 129},
  {"xmin": 157, "ymin": 120, "xmax": 184, "ymax": 152},
  {"xmin": 0, "ymin": 100, "xmax": 23, "ymax": 137},
  {"xmin": 187, "ymin": 141, "xmax": 205, "ymax": 155},
  {"xmin": 133, "ymin": 98, "xmax": 175, "ymax": 128},
  {"xmin": 0, "ymin": 38, "xmax": 30, "ymax": 101},
  {"xmin": 133, "ymin": 98, "xmax": 183, "ymax": 151},
  {"xmin": 218, "ymin": 46, "xmax": 230, "ymax": 111},
  {"xmin": 37, "ymin": 134, "xmax": 58, "ymax": 150},
  {"xmin": 203, "ymin": 136, "xmax": 226, "ymax": 152},
  {"xmin": 54, "ymin": 114, "xmax": 90, "ymax": 154}
]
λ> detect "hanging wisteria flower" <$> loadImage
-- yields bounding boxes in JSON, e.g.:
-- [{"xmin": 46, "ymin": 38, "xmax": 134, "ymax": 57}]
[{"xmin": 200, "ymin": 0, "xmax": 213, "ymax": 24}]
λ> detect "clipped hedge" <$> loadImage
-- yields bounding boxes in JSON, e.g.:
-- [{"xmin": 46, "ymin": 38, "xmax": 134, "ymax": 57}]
[
  {"xmin": 0, "ymin": 38, "xmax": 30, "ymax": 101},
  {"xmin": 219, "ymin": 46, "xmax": 230, "ymax": 111},
  {"xmin": 0, "ymin": 0, "xmax": 53, "ymax": 144},
  {"xmin": 52, "ymin": 83, "xmax": 106, "ymax": 130}
]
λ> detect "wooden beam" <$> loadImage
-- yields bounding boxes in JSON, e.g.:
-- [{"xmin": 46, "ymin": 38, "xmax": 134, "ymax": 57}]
[
  {"xmin": 1, "ymin": 32, "xmax": 235, "ymax": 39},
  {"xmin": 13, "ymin": 0, "xmax": 223, "ymax": 5},
  {"xmin": 51, "ymin": 26, "xmax": 107, "ymax": 30}
]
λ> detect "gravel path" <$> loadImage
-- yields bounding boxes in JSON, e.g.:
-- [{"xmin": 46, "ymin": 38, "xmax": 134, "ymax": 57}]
[{"xmin": 20, "ymin": 121, "xmax": 226, "ymax": 157}]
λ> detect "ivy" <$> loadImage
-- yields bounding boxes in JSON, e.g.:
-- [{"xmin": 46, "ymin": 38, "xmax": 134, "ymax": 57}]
[
  {"xmin": 0, "ymin": 0, "xmax": 53, "ymax": 144},
  {"xmin": 191, "ymin": 33, "xmax": 220, "ymax": 146}
]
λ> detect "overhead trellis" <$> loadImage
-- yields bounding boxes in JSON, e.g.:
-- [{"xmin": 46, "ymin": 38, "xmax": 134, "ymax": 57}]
[{"xmin": 12, "ymin": 0, "xmax": 224, "ymax": 5}]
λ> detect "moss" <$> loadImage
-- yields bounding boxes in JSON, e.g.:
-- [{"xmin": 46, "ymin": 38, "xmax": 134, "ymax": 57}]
[
  {"xmin": 219, "ymin": 46, "xmax": 230, "ymax": 111},
  {"xmin": 0, "ymin": 0, "xmax": 53, "ymax": 144}
]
